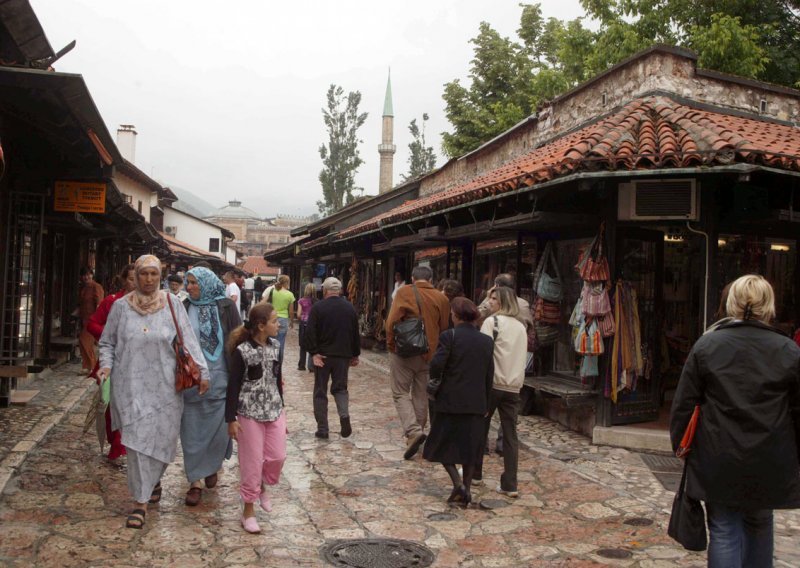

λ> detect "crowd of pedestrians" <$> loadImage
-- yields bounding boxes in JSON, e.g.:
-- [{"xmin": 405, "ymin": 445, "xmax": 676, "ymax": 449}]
[{"xmin": 79, "ymin": 255, "xmax": 800, "ymax": 566}]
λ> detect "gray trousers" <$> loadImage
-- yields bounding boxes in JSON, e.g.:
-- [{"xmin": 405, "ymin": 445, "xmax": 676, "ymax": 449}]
[
  {"xmin": 127, "ymin": 449, "xmax": 168, "ymax": 503},
  {"xmin": 313, "ymin": 356, "xmax": 350, "ymax": 434},
  {"xmin": 389, "ymin": 353, "xmax": 430, "ymax": 439}
]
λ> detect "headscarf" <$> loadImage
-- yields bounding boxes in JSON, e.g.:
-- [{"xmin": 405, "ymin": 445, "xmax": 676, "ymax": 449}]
[
  {"xmin": 186, "ymin": 267, "xmax": 226, "ymax": 362},
  {"xmin": 126, "ymin": 255, "xmax": 166, "ymax": 316}
]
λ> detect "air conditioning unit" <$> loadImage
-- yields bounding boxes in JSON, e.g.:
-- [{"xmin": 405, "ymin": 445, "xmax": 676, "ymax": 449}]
[
  {"xmin": 618, "ymin": 179, "xmax": 698, "ymax": 221},
  {"xmin": 164, "ymin": 226, "xmax": 178, "ymax": 236}
]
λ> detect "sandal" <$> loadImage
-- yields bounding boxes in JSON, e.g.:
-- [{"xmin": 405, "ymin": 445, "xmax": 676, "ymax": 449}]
[
  {"xmin": 185, "ymin": 486, "xmax": 202, "ymax": 506},
  {"xmin": 148, "ymin": 483, "xmax": 162, "ymax": 504},
  {"xmin": 126, "ymin": 508, "xmax": 146, "ymax": 529}
]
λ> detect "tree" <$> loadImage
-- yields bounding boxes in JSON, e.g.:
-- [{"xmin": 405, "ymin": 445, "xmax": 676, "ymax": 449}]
[
  {"xmin": 403, "ymin": 114, "xmax": 437, "ymax": 181},
  {"xmin": 441, "ymin": 1, "xmax": 800, "ymax": 157},
  {"xmin": 318, "ymin": 84, "xmax": 368, "ymax": 215}
]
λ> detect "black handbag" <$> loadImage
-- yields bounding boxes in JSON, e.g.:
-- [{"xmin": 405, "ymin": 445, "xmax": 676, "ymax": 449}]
[
  {"xmin": 427, "ymin": 329, "xmax": 454, "ymax": 398},
  {"xmin": 393, "ymin": 285, "xmax": 429, "ymax": 358},
  {"xmin": 668, "ymin": 460, "xmax": 707, "ymax": 551}
]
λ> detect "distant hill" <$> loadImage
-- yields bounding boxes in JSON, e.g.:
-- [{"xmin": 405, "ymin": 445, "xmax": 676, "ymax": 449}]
[{"xmin": 168, "ymin": 186, "xmax": 219, "ymax": 219}]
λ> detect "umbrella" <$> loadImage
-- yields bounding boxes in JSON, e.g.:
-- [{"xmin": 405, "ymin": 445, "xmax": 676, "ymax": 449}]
[{"xmin": 83, "ymin": 382, "xmax": 108, "ymax": 454}]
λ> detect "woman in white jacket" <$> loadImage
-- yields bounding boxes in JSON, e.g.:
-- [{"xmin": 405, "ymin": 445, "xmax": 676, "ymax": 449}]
[{"xmin": 477, "ymin": 285, "xmax": 527, "ymax": 498}]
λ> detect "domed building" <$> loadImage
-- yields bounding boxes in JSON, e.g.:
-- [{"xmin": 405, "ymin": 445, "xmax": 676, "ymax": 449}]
[{"xmin": 205, "ymin": 200, "xmax": 312, "ymax": 257}]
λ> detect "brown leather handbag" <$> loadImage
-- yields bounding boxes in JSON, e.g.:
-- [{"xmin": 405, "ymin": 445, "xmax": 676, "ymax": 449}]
[{"xmin": 167, "ymin": 294, "xmax": 202, "ymax": 392}]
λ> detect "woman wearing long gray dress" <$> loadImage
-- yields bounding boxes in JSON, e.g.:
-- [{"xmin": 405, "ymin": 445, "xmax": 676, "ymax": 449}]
[
  {"xmin": 98, "ymin": 255, "xmax": 210, "ymax": 529},
  {"xmin": 181, "ymin": 267, "xmax": 241, "ymax": 506}
]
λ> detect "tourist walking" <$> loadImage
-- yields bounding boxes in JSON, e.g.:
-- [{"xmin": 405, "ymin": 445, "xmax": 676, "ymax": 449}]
[
  {"xmin": 303, "ymin": 277, "xmax": 360, "ymax": 439},
  {"xmin": 262, "ymin": 274, "xmax": 295, "ymax": 364},
  {"xmin": 253, "ymin": 276, "xmax": 266, "ymax": 304},
  {"xmin": 87, "ymin": 263, "xmax": 135, "ymax": 461},
  {"xmin": 475, "ymin": 286, "xmax": 527, "ymax": 497},
  {"xmin": 423, "ymin": 297, "xmax": 494, "ymax": 508},
  {"xmin": 296, "ymin": 282, "xmax": 316, "ymax": 372},
  {"xmin": 670, "ymin": 275, "xmax": 800, "ymax": 567},
  {"xmin": 223, "ymin": 271, "xmax": 241, "ymax": 314},
  {"xmin": 385, "ymin": 265, "xmax": 450, "ymax": 460},
  {"xmin": 167, "ymin": 274, "xmax": 189, "ymax": 302},
  {"xmin": 98, "ymin": 255, "xmax": 210, "ymax": 529},
  {"xmin": 78, "ymin": 267, "xmax": 105, "ymax": 374},
  {"xmin": 180, "ymin": 267, "xmax": 242, "ymax": 506},
  {"xmin": 227, "ymin": 303, "xmax": 286, "ymax": 534}
]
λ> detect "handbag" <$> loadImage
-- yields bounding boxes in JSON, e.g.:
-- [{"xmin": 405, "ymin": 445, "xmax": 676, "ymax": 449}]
[
  {"xmin": 534, "ymin": 321, "xmax": 559, "ymax": 345},
  {"xmin": 577, "ymin": 223, "xmax": 610, "ymax": 282},
  {"xmin": 427, "ymin": 329, "xmax": 454, "ymax": 398},
  {"xmin": 575, "ymin": 318, "xmax": 604, "ymax": 355},
  {"xmin": 668, "ymin": 460, "xmax": 707, "ymax": 551},
  {"xmin": 167, "ymin": 294, "xmax": 202, "ymax": 392},
  {"xmin": 598, "ymin": 312, "xmax": 616, "ymax": 338},
  {"xmin": 533, "ymin": 297, "xmax": 560, "ymax": 324},
  {"xmin": 393, "ymin": 285, "xmax": 430, "ymax": 358},
  {"xmin": 536, "ymin": 242, "xmax": 563, "ymax": 302},
  {"xmin": 581, "ymin": 281, "xmax": 611, "ymax": 316}
]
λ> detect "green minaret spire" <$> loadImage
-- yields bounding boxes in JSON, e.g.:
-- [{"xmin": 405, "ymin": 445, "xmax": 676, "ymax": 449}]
[{"xmin": 383, "ymin": 69, "xmax": 393, "ymax": 117}]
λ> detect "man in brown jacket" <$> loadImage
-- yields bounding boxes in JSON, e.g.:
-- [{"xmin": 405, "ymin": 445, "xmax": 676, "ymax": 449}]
[{"xmin": 385, "ymin": 265, "xmax": 451, "ymax": 459}]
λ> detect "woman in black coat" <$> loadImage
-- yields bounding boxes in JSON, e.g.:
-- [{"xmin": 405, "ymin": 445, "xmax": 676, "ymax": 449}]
[
  {"xmin": 423, "ymin": 297, "xmax": 494, "ymax": 507},
  {"xmin": 670, "ymin": 274, "xmax": 800, "ymax": 567}
]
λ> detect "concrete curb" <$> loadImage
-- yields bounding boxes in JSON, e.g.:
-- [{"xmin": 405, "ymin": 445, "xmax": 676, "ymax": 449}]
[{"xmin": 0, "ymin": 376, "xmax": 94, "ymax": 495}]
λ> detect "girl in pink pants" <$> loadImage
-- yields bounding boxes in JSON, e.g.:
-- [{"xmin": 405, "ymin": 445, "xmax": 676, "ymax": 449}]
[{"xmin": 226, "ymin": 303, "xmax": 287, "ymax": 533}]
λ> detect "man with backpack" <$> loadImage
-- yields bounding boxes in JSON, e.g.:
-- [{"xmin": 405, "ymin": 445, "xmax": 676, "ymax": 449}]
[{"xmin": 385, "ymin": 265, "xmax": 450, "ymax": 460}]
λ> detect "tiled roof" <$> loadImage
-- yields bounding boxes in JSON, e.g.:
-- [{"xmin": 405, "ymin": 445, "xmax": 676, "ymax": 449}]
[
  {"xmin": 160, "ymin": 232, "xmax": 215, "ymax": 259},
  {"xmin": 338, "ymin": 95, "xmax": 800, "ymax": 240},
  {"xmin": 241, "ymin": 256, "xmax": 279, "ymax": 276}
]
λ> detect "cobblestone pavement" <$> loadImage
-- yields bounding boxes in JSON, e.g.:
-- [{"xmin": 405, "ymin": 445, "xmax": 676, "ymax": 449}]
[{"xmin": 1, "ymin": 334, "xmax": 798, "ymax": 566}]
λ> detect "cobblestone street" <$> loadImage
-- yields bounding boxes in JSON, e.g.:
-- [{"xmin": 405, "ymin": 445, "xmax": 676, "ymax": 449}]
[{"xmin": 1, "ymin": 332, "xmax": 799, "ymax": 566}]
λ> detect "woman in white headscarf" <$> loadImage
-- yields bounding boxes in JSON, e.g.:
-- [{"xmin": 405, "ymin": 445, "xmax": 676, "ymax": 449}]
[{"xmin": 98, "ymin": 255, "xmax": 210, "ymax": 529}]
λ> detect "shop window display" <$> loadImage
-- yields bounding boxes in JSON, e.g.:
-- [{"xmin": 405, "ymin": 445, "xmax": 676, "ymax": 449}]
[
  {"xmin": 414, "ymin": 247, "xmax": 448, "ymax": 285},
  {"xmin": 472, "ymin": 238, "xmax": 518, "ymax": 304}
]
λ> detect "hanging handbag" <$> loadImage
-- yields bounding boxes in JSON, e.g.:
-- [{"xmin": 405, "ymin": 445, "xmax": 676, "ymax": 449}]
[
  {"xmin": 536, "ymin": 242, "xmax": 563, "ymax": 302},
  {"xmin": 427, "ymin": 329, "xmax": 454, "ymax": 398},
  {"xmin": 393, "ymin": 285, "xmax": 430, "ymax": 358},
  {"xmin": 582, "ymin": 281, "xmax": 611, "ymax": 316},
  {"xmin": 533, "ymin": 297, "xmax": 560, "ymax": 324},
  {"xmin": 534, "ymin": 321, "xmax": 560, "ymax": 345},
  {"xmin": 578, "ymin": 223, "xmax": 610, "ymax": 282},
  {"xmin": 167, "ymin": 294, "xmax": 202, "ymax": 392},
  {"xmin": 568, "ymin": 297, "xmax": 583, "ymax": 328},
  {"xmin": 598, "ymin": 312, "xmax": 616, "ymax": 338},
  {"xmin": 575, "ymin": 318, "xmax": 604, "ymax": 355}
]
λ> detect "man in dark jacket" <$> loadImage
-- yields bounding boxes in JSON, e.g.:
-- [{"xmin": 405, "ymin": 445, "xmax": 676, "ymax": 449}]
[{"xmin": 304, "ymin": 277, "xmax": 360, "ymax": 439}]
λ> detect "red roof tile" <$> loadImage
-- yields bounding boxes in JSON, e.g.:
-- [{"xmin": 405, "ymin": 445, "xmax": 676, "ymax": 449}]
[
  {"xmin": 338, "ymin": 95, "xmax": 800, "ymax": 240},
  {"xmin": 241, "ymin": 256, "xmax": 279, "ymax": 276},
  {"xmin": 160, "ymin": 232, "xmax": 214, "ymax": 258}
]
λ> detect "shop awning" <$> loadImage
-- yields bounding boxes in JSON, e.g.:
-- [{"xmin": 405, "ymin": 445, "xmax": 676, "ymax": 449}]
[
  {"xmin": 160, "ymin": 231, "xmax": 218, "ymax": 261},
  {"xmin": 336, "ymin": 94, "xmax": 800, "ymax": 242}
]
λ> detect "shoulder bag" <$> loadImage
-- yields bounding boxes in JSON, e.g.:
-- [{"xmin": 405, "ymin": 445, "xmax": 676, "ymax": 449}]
[
  {"xmin": 427, "ymin": 328, "xmax": 454, "ymax": 398},
  {"xmin": 167, "ymin": 295, "xmax": 202, "ymax": 392},
  {"xmin": 393, "ymin": 285, "xmax": 430, "ymax": 358},
  {"xmin": 536, "ymin": 242, "xmax": 563, "ymax": 302},
  {"xmin": 668, "ymin": 405, "xmax": 707, "ymax": 551}
]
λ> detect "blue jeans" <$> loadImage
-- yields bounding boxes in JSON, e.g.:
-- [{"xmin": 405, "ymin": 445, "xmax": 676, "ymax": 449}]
[
  {"xmin": 707, "ymin": 502, "xmax": 773, "ymax": 568},
  {"xmin": 277, "ymin": 317, "xmax": 289, "ymax": 364}
]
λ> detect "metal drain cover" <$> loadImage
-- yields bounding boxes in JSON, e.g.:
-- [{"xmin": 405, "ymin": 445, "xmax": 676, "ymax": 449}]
[
  {"xmin": 624, "ymin": 517, "xmax": 653, "ymax": 527},
  {"xmin": 596, "ymin": 548, "xmax": 633, "ymax": 559},
  {"xmin": 479, "ymin": 499, "xmax": 510, "ymax": 510},
  {"xmin": 427, "ymin": 512, "xmax": 457, "ymax": 521},
  {"xmin": 320, "ymin": 538, "xmax": 435, "ymax": 567}
]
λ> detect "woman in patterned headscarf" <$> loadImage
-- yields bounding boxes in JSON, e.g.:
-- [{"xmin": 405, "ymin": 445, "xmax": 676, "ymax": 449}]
[
  {"xmin": 98, "ymin": 255, "xmax": 210, "ymax": 529},
  {"xmin": 180, "ymin": 267, "xmax": 242, "ymax": 506}
]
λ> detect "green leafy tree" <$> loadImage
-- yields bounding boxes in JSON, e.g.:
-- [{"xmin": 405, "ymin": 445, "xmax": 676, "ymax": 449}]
[
  {"xmin": 318, "ymin": 84, "xmax": 368, "ymax": 215},
  {"xmin": 688, "ymin": 14, "xmax": 769, "ymax": 77},
  {"xmin": 403, "ymin": 113, "xmax": 437, "ymax": 181}
]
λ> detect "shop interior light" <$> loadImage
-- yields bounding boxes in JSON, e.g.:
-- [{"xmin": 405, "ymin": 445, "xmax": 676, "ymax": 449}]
[
  {"xmin": 770, "ymin": 244, "xmax": 791, "ymax": 252},
  {"xmin": 664, "ymin": 235, "xmax": 685, "ymax": 243}
]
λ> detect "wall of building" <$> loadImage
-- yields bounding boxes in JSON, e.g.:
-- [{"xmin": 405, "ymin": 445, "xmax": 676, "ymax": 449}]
[
  {"xmin": 163, "ymin": 207, "xmax": 226, "ymax": 259},
  {"xmin": 114, "ymin": 172, "xmax": 153, "ymax": 222}
]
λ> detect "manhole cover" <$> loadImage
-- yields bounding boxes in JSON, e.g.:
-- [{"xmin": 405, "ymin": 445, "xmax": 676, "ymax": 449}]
[
  {"xmin": 479, "ymin": 499, "xmax": 510, "ymax": 510},
  {"xmin": 320, "ymin": 538, "xmax": 435, "ymax": 567},
  {"xmin": 639, "ymin": 453, "xmax": 682, "ymax": 472},
  {"xmin": 427, "ymin": 512, "xmax": 457, "ymax": 521},
  {"xmin": 596, "ymin": 548, "xmax": 633, "ymax": 559},
  {"xmin": 624, "ymin": 517, "xmax": 653, "ymax": 527}
]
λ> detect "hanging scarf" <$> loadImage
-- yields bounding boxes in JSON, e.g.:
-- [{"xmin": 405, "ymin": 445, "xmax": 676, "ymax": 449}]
[
  {"xmin": 126, "ymin": 255, "xmax": 166, "ymax": 316},
  {"xmin": 186, "ymin": 267, "xmax": 226, "ymax": 362}
]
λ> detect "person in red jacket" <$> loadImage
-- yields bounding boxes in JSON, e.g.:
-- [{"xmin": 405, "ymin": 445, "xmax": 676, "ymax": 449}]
[{"xmin": 87, "ymin": 264, "xmax": 135, "ymax": 460}]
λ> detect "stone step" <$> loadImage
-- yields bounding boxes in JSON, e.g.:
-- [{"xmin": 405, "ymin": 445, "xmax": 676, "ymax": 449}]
[
  {"xmin": 592, "ymin": 425, "xmax": 672, "ymax": 454},
  {"xmin": 10, "ymin": 390, "xmax": 39, "ymax": 405}
]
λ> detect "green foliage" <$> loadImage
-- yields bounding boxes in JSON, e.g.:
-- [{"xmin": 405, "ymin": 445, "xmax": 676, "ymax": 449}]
[
  {"xmin": 403, "ymin": 114, "xmax": 437, "ymax": 181},
  {"xmin": 318, "ymin": 84, "xmax": 368, "ymax": 216},
  {"xmin": 441, "ymin": 1, "xmax": 800, "ymax": 157}
]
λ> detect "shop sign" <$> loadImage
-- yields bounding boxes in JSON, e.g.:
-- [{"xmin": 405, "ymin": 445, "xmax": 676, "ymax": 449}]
[{"xmin": 54, "ymin": 181, "xmax": 106, "ymax": 213}]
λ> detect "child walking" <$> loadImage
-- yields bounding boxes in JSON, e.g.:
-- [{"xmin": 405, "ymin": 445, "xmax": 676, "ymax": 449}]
[{"xmin": 226, "ymin": 303, "xmax": 286, "ymax": 534}]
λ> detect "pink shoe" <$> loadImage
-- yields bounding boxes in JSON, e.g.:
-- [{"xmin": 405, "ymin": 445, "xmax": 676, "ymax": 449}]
[
  {"xmin": 260, "ymin": 486, "xmax": 272, "ymax": 512},
  {"xmin": 240, "ymin": 515, "xmax": 261, "ymax": 534}
]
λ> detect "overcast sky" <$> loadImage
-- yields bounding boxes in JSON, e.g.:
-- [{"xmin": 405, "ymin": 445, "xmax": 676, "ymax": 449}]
[{"xmin": 36, "ymin": 0, "xmax": 584, "ymax": 218}]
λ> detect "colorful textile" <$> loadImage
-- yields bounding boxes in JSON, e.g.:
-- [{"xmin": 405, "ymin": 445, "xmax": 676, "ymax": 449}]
[{"xmin": 186, "ymin": 267, "xmax": 226, "ymax": 362}]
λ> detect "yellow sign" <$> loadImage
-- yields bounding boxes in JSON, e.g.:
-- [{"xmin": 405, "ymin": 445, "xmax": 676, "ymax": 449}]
[{"xmin": 54, "ymin": 181, "xmax": 106, "ymax": 213}]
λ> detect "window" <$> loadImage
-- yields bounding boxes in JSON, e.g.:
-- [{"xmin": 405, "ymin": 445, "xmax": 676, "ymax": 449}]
[
  {"xmin": 137, "ymin": 200, "xmax": 143, "ymax": 213},
  {"xmin": 413, "ymin": 247, "xmax": 448, "ymax": 285},
  {"xmin": 472, "ymin": 238, "xmax": 518, "ymax": 304},
  {"xmin": 209, "ymin": 238, "xmax": 220, "ymax": 253}
]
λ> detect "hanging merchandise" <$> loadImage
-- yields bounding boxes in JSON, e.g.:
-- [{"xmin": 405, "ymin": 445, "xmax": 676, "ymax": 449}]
[
  {"xmin": 347, "ymin": 257, "xmax": 358, "ymax": 303},
  {"xmin": 576, "ymin": 222, "xmax": 610, "ymax": 282},
  {"xmin": 606, "ymin": 280, "xmax": 645, "ymax": 402},
  {"xmin": 536, "ymin": 242, "xmax": 563, "ymax": 302},
  {"xmin": 533, "ymin": 297, "xmax": 561, "ymax": 324},
  {"xmin": 568, "ymin": 297, "xmax": 583, "ymax": 328},
  {"xmin": 580, "ymin": 355, "xmax": 599, "ymax": 378},
  {"xmin": 575, "ymin": 318, "xmax": 604, "ymax": 355},
  {"xmin": 581, "ymin": 281, "xmax": 611, "ymax": 316},
  {"xmin": 534, "ymin": 321, "xmax": 560, "ymax": 345},
  {"xmin": 598, "ymin": 312, "xmax": 616, "ymax": 337}
]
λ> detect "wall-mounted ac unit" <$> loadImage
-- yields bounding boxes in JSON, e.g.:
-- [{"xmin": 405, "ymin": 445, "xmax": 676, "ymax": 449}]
[
  {"xmin": 618, "ymin": 179, "xmax": 698, "ymax": 221},
  {"xmin": 164, "ymin": 226, "xmax": 178, "ymax": 236}
]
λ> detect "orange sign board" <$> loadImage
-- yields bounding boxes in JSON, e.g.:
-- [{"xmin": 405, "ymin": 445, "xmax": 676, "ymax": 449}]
[{"xmin": 54, "ymin": 181, "xmax": 106, "ymax": 214}]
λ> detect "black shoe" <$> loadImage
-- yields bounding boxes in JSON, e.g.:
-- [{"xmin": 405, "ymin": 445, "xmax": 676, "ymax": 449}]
[
  {"xmin": 297, "ymin": 366, "xmax": 306, "ymax": 371},
  {"xmin": 314, "ymin": 431, "xmax": 329, "ymax": 439},
  {"xmin": 403, "ymin": 433, "xmax": 427, "ymax": 460},
  {"xmin": 340, "ymin": 416, "xmax": 352, "ymax": 438}
]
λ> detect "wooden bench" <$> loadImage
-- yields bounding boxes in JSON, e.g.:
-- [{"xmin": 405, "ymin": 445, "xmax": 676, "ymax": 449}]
[
  {"xmin": 0, "ymin": 365, "xmax": 28, "ymax": 408},
  {"xmin": 524, "ymin": 374, "xmax": 598, "ymax": 408},
  {"xmin": 49, "ymin": 336, "xmax": 80, "ymax": 362}
]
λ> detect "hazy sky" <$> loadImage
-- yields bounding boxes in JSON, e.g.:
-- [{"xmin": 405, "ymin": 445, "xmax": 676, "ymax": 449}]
[{"xmin": 36, "ymin": 0, "xmax": 584, "ymax": 218}]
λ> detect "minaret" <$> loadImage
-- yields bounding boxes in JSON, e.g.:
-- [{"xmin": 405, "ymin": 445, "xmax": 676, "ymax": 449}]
[{"xmin": 378, "ymin": 70, "xmax": 396, "ymax": 194}]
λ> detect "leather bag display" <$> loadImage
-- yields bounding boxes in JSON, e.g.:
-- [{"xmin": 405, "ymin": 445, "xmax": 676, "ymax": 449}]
[
  {"xmin": 536, "ymin": 242, "xmax": 563, "ymax": 302},
  {"xmin": 167, "ymin": 295, "xmax": 202, "ymax": 392},
  {"xmin": 393, "ymin": 284, "xmax": 430, "ymax": 358}
]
